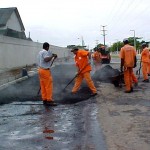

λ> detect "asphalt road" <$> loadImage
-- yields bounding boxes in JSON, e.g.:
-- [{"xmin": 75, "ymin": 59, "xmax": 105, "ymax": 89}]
[
  {"xmin": 0, "ymin": 56, "xmax": 147, "ymax": 150},
  {"xmin": 0, "ymin": 98, "xmax": 107, "ymax": 150},
  {"xmin": 0, "ymin": 62, "xmax": 108, "ymax": 150}
]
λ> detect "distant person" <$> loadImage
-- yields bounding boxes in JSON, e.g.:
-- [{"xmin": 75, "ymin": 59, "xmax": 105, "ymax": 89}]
[
  {"xmin": 71, "ymin": 48, "xmax": 97, "ymax": 96},
  {"xmin": 92, "ymin": 48, "xmax": 102, "ymax": 71},
  {"xmin": 37, "ymin": 42, "xmax": 57, "ymax": 106},
  {"xmin": 141, "ymin": 43, "xmax": 149, "ymax": 82},
  {"xmin": 148, "ymin": 49, "xmax": 150, "ymax": 76},
  {"xmin": 120, "ymin": 39, "xmax": 137, "ymax": 93}
]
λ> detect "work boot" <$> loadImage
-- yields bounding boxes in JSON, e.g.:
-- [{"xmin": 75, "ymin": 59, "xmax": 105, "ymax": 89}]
[
  {"xmin": 142, "ymin": 79, "xmax": 149, "ymax": 82},
  {"xmin": 43, "ymin": 100, "xmax": 47, "ymax": 105},
  {"xmin": 134, "ymin": 82, "xmax": 138, "ymax": 87},
  {"xmin": 90, "ymin": 93, "xmax": 97, "ymax": 96},
  {"xmin": 124, "ymin": 90, "xmax": 132, "ymax": 93},
  {"xmin": 130, "ymin": 87, "xmax": 133, "ymax": 92},
  {"xmin": 125, "ymin": 87, "xmax": 133, "ymax": 93},
  {"xmin": 46, "ymin": 101, "xmax": 57, "ymax": 106}
]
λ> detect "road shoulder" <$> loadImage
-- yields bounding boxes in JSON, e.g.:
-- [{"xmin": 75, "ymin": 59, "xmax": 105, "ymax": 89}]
[{"xmin": 96, "ymin": 82, "xmax": 150, "ymax": 150}]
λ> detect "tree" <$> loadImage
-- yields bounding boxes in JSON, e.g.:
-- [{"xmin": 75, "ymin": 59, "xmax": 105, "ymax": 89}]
[
  {"xmin": 109, "ymin": 37, "xmax": 148, "ymax": 53},
  {"xmin": 110, "ymin": 41, "xmax": 123, "ymax": 52},
  {"xmin": 67, "ymin": 45, "xmax": 87, "ymax": 49}
]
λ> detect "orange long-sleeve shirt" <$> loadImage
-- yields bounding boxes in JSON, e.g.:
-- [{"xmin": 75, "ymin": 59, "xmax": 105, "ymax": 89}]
[
  {"xmin": 141, "ymin": 47, "xmax": 149, "ymax": 63},
  {"xmin": 74, "ymin": 50, "xmax": 91, "ymax": 73}
]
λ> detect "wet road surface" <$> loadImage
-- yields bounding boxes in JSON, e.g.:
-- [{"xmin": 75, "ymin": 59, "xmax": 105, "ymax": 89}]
[
  {"xmin": 0, "ymin": 62, "xmax": 122, "ymax": 149},
  {"xmin": 0, "ymin": 98, "xmax": 107, "ymax": 150}
]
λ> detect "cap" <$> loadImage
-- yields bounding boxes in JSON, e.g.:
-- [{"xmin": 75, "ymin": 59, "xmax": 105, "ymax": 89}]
[
  {"xmin": 71, "ymin": 47, "xmax": 79, "ymax": 52},
  {"xmin": 141, "ymin": 43, "xmax": 147, "ymax": 47},
  {"xmin": 123, "ymin": 38, "xmax": 129, "ymax": 44}
]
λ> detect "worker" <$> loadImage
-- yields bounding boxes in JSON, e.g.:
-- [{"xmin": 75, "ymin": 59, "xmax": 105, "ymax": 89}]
[
  {"xmin": 141, "ymin": 43, "xmax": 149, "ymax": 82},
  {"xmin": 37, "ymin": 42, "xmax": 57, "ymax": 106},
  {"xmin": 120, "ymin": 39, "xmax": 137, "ymax": 93},
  {"xmin": 92, "ymin": 48, "xmax": 102, "ymax": 71},
  {"xmin": 71, "ymin": 48, "xmax": 97, "ymax": 96},
  {"xmin": 147, "ymin": 48, "xmax": 150, "ymax": 76}
]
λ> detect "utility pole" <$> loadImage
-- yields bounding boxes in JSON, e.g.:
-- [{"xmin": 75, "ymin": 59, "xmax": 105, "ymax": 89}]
[
  {"xmin": 78, "ymin": 36, "xmax": 85, "ymax": 47},
  {"xmin": 101, "ymin": 25, "xmax": 107, "ymax": 47},
  {"xmin": 130, "ymin": 30, "xmax": 136, "ymax": 50}
]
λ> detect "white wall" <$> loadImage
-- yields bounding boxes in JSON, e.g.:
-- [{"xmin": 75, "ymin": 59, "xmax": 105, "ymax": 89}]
[{"xmin": 0, "ymin": 35, "xmax": 70, "ymax": 71}]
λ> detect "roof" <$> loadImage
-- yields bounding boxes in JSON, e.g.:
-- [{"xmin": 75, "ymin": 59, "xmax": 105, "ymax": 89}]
[
  {"xmin": 0, "ymin": 7, "xmax": 25, "ymax": 31},
  {"xmin": 0, "ymin": 28, "xmax": 27, "ymax": 39}
]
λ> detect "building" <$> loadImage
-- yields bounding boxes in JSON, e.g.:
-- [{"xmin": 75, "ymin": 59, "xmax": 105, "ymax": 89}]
[{"xmin": 0, "ymin": 7, "xmax": 31, "ymax": 40}]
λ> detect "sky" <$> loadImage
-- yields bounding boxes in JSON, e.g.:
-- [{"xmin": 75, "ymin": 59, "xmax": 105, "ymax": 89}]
[{"xmin": 1, "ymin": 0, "xmax": 150, "ymax": 49}]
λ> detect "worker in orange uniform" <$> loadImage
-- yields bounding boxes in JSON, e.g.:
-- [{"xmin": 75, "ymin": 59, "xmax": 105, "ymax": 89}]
[
  {"xmin": 147, "ymin": 49, "xmax": 150, "ymax": 76},
  {"xmin": 37, "ymin": 42, "xmax": 57, "ymax": 106},
  {"xmin": 71, "ymin": 48, "xmax": 97, "ymax": 96},
  {"xmin": 141, "ymin": 43, "xmax": 149, "ymax": 82},
  {"xmin": 92, "ymin": 48, "xmax": 102, "ymax": 71},
  {"xmin": 120, "ymin": 39, "xmax": 137, "ymax": 93}
]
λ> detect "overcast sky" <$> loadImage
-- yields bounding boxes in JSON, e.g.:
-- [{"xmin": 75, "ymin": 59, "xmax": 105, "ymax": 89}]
[{"xmin": 1, "ymin": 0, "xmax": 150, "ymax": 48}]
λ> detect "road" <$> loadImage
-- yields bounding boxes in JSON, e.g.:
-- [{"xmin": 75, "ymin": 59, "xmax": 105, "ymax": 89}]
[
  {"xmin": 0, "ymin": 62, "xmax": 107, "ymax": 150},
  {"xmin": 0, "ymin": 98, "xmax": 107, "ymax": 150},
  {"xmin": 0, "ymin": 57, "xmax": 149, "ymax": 150}
]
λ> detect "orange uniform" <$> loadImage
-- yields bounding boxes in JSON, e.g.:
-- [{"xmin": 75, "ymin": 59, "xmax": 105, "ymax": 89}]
[
  {"xmin": 37, "ymin": 43, "xmax": 57, "ymax": 104},
  {"xmin": 38, "ymin": 68, "xmax": 53, "ymax": 101},
  {"xmin": 72, "ymin": 49, "xmax": 97, "ymax": 94},
  {"xmin": 92, "ymin": 51, "xmax": 102, "ymax": 71},
  {"xmin": 147, "ymin": 51, "xmax": 150, "ymax": 75},
  {"xmin": 131, "ymin": 72, "xmax": 138, "ymax": 84},
  {"xmin": 141, "ymin": 47, "xmax": 149, "ymax": 80},
  {"xmin": 120, "ymin": 44, "xmax": 136, "ymax": 92}
]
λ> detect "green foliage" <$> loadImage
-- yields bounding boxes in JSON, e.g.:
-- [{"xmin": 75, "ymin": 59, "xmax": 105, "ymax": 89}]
[
  {"xmin": 108, "ymin": 37, "xmax": 148, "ymax": 52},
  {"xmin": 110, "ymin": 41, "xmax": 123, "ymax": 52},
  {"xmin": 67, "ymin": 45, "xmax": 87, "ymax": 49},
  {"xmin": 67, "ymin": 45, "xmax": 76, "ymax": 49}
]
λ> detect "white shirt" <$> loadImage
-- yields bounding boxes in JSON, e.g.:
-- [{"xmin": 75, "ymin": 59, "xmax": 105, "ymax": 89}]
[{"xmin": 37, "ymin": 49, "xmax": 52, "ymax": 69}]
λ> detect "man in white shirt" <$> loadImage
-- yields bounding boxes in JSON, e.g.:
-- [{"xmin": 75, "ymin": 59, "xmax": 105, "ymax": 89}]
[{"xmin": 37, "ymin": 42, "xmax": 57, "ymax": 106}]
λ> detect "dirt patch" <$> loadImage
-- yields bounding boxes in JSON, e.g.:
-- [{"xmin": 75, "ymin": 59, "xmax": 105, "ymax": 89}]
[{"xmin": 97, "ymin": 80, "xmax": 150, "ymax": 150}]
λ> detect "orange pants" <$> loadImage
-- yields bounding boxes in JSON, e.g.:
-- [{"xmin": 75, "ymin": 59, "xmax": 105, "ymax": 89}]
[
  {"xmin": 148, "ymin": 62, "xmax": 150, "ymax": 74},
  {"xmin": 38, "ymin": 68, "xmax": 53, "ymax": 101},
  {"xmin": 124, "ymin": 67, "xmax": 133, "ymax": 91},
  {"xmin": 72, "ymin": 71, "xmax": 97, "ymax": 94},
  {"xmin": 142, "ymin": 62, "xmax": 149, "ymax": 80},
  {"xmin": 132, "ymin": 72, "xmax": 138, "ymax": 83}
]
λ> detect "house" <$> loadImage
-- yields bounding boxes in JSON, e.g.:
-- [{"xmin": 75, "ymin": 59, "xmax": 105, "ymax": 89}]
[{"xmin": 0, "ymin": 7, "xmax": 31, "ymax": 40}]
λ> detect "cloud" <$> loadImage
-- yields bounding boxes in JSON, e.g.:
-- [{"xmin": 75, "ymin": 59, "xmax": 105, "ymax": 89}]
[{"xmin": 1, "ymin": 0, "xmax": 150, "ymax": 48}]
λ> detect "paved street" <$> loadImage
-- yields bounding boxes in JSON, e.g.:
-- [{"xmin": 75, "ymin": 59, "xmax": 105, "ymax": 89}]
[{"xmin": 0, "ymin": 58, "xmax": 150, "ymax": 150}]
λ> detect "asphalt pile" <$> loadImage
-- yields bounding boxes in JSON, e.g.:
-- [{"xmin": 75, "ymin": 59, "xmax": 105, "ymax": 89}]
[
  {"xmin": 92, "ymin": 65, "xmax": 120, "ymax": 82},
  {"xmin": 0, "ymin": 64, "xmax": 121, "ymax": 105}
]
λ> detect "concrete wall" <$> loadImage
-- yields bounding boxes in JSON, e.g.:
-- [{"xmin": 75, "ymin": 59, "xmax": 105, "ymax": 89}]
[{"xmin": 0, "ymin": 35, "xmax": 70, "ymax": 71}]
